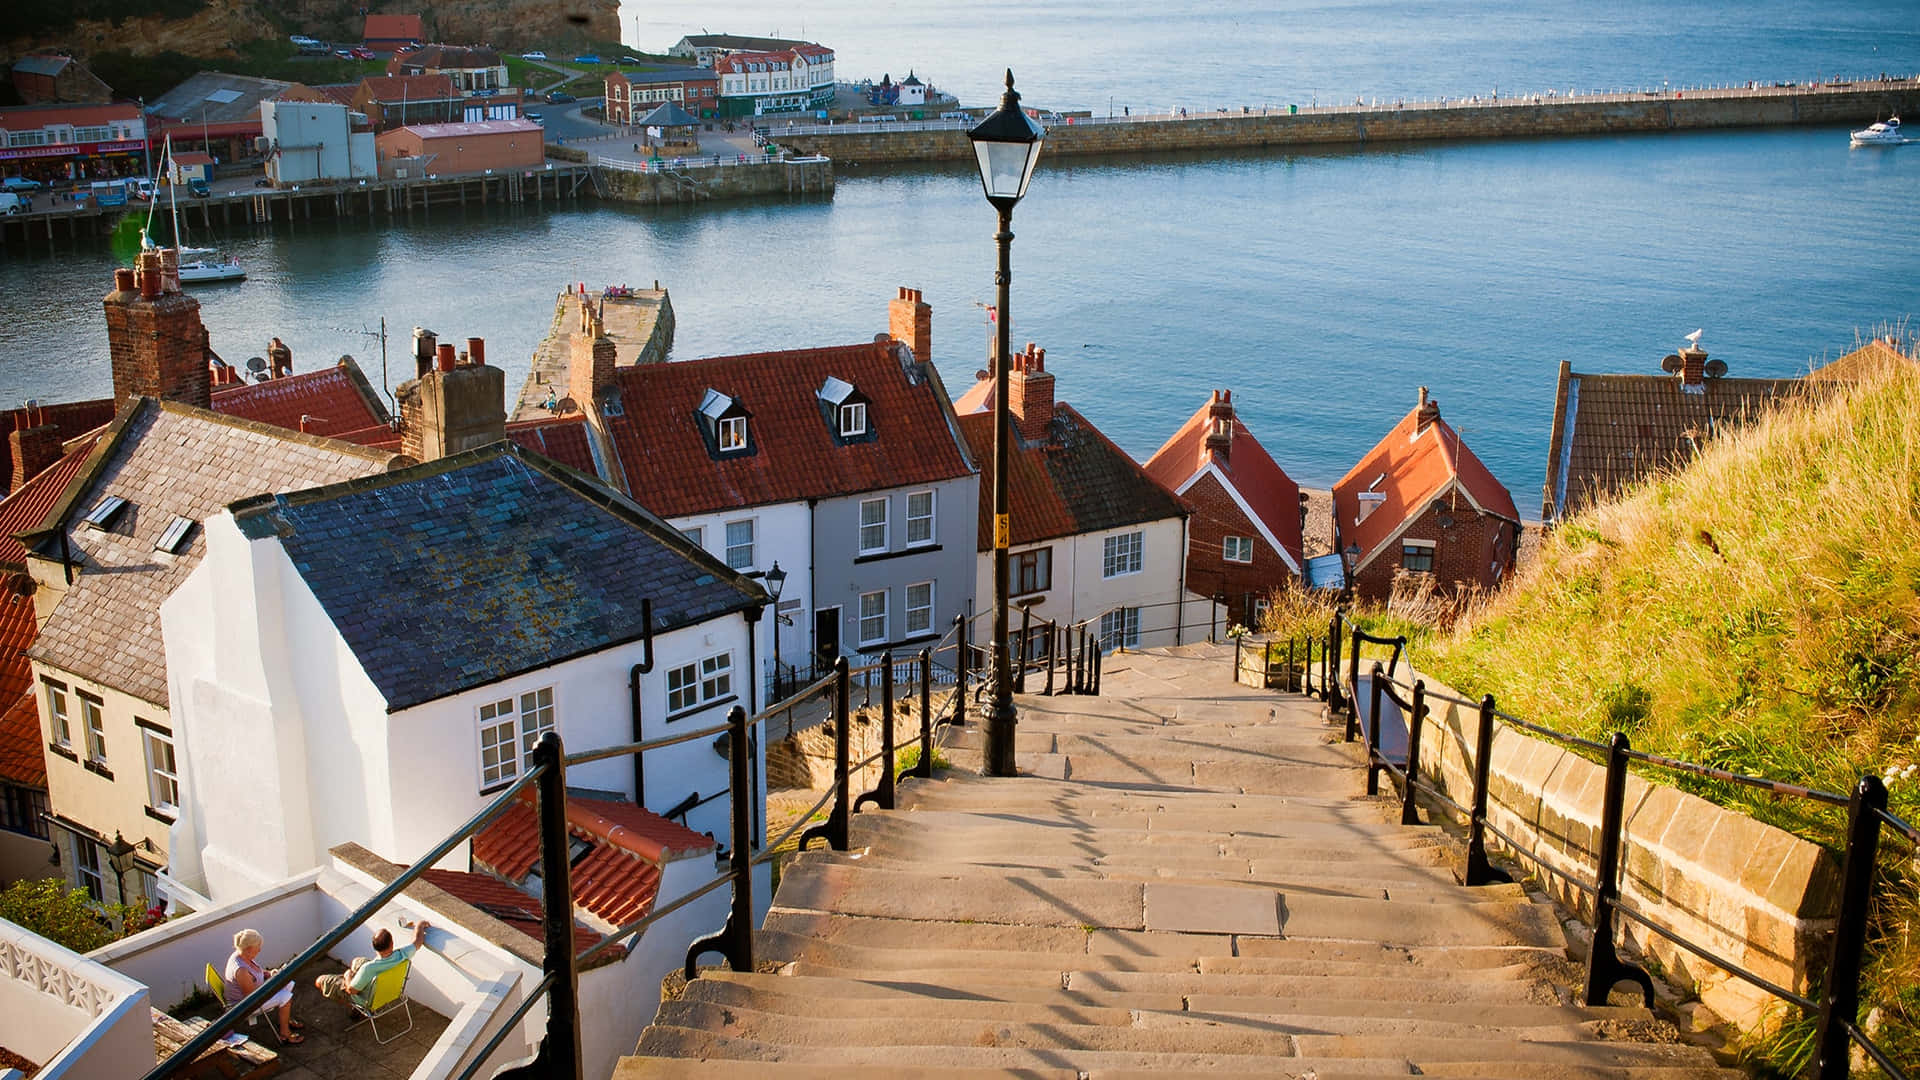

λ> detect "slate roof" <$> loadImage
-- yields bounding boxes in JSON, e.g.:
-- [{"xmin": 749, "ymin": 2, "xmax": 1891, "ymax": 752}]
[
  {"xmin": 678, "ymin": 34, "xmax": 812, "ymax": 52},
  {"xmin": 632, "ymin": 102, "xmax": 701, "ymax": 128},
  {"xmin": 1333, "ymin": 401, "xmax": 1518, "ymax": 573},
  {"xmin": 418, "ymin": 869, "xmax": 613, "ymax": 962},
  {"xmin": 0, "ymin": 399, "xmax": 116, "ymax": 493},
  {"xmin": 10, "ymin": 56, "xmax": 72, "ymax": 78},
  {"xmin": 505, "ymin": 415, "xmax": 597, "ymax": 476},
  {"xmin": 24, "ymin": 399, "xmax": 402, "ymax": 707},
  {"xmin": 1144, "ymin": 394, "xmax": 1304, "ymax": 570},
  {"xmin": 210, "ymin": 359, "xmax": 392, "ymax": 441},
  {"xmin": 148, "ymin": 72, "xmax": 292, "ymax": 124},
  {"xmin": 0, "ymin": 573, "xmax": 44, "ymax": 788},
  {"xmin": 954, "ymin": 405, "xmax": 1187, "ymax": 551},
  {"xmin": 397, "ymin": 45, "xmax": 501, "ymax": 71},
  {"xmin": 603, "ymin": 340, "xmax": 975, "ymax": 519},
  {"xmin": 472, "ymin": 790, "xmax": 713, "ymax": 930},
  {"xmin": 230, "ymin": 442, "xmax": 765, "ymax": 711},
  {"xmin": 0, "ymin": 431, "xmax": 104, "ymax": 570}
]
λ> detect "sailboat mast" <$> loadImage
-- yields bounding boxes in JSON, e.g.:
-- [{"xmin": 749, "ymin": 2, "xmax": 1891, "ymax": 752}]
[{"xmin": 166, "ymin": 133, "xmax": 182, "ymax": 253}]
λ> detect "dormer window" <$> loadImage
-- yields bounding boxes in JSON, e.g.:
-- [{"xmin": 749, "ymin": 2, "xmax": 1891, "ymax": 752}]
[
  {"xmin": 718, "ymin": 416, "xmax": 746, "ymax": 450},
  {"xmin": 698, "ymin": 388, "xmax": 753, "ymax": 457},
  {"xmin": 840, "ymin": 402, "xmax": 867, "ymax": 437},
  {"xmin": 817, "ymin": 376, "xmax": 875, "ymax": 445}
]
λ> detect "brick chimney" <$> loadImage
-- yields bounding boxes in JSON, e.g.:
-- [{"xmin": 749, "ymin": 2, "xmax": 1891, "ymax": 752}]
[
  {"xmin": 102, "ymin": 253, "xmax": 210, "ymax": 409},
  {"xmin": 569, "ymin": 294, "xmax": 619, "ymax": 416},
  {"xmin": 1203, "ymin": 390, "xmax": 1234, "ymax": 462},
  {"xmin": 267, "ymin": 337, "xmax": 293, "ymax": 379},
  {"xmin": 888, "ymin": 286, "xmax": 932, "ymax": 365},
  {"xmin": 411, "ymin": 326, "xmax": 438, "ymax": 378},
  {"xmin": 10, "ymin": 406, "xmax": 63, "ymax": 493},
  {"xmin": 396, "ymin": 334, "xmax": 505, "ymax": 460},
  {"xmin": 1415, "ymin": 386, "xmax": 1440, "ymax": 432},
  {"xmin": 1008, "ymin": 342, "xmax": 1055, "ymax": 442},
  {"xmin": 1678, "ymin": 345, "xmax": 1707, "ymax": 390}
]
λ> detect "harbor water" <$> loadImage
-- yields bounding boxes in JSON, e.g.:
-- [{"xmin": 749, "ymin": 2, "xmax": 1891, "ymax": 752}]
[{"xmin": 1, "ymin": 1, "xmax": 1916, "ymax": 505}]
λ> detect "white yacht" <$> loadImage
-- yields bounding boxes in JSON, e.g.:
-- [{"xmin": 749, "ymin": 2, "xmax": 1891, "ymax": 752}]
[{"xmin": 1850, "ymin": 116, "xmax": 1904, "ymax": 146}]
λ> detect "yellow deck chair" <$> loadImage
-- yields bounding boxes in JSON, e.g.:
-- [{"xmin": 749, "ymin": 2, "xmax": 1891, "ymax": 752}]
[
  {"xmin": 346, "ymin": 957, "xmax": 413, "ymax": 1044},
  {"xmin": 203, "ymin": 962, "xmax": 282, "ymax": 1045}
]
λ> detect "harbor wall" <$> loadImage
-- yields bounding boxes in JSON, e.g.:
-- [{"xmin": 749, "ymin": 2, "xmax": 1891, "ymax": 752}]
[
  {"xmin": 592, "ymin": 157, "xmax": 833, "ymax": 206},
  {"xmin": 775, "ymin": 84, "xmax": 1920, "ymax": 164}
]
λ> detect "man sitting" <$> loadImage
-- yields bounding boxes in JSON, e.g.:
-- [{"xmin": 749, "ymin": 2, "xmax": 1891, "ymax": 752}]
[{"xmin": 314, "ymin": 919, "xmax": 430, "ymax": 1010}]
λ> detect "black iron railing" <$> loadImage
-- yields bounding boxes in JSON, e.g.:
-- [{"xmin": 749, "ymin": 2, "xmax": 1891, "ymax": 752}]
[
  {"xmin": 149, "ymin": 619, "xmax": 987, "ymax": 1080},
  {"xmin": 1337, "ymin": 626, "xmax": 1916, "ymax": 1080}
]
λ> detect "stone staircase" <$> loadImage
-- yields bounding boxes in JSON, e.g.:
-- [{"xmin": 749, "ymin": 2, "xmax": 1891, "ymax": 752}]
[{"xmin": 615, "ymin": 642, "xmax": 1742, "ymax": 1079}]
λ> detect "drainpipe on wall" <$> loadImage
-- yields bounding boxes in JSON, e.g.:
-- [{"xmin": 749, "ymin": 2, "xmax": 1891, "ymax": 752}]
[
  {"xmin": 1175, "ymin": 512, "xmax": 1189, "ymax": 645},
  {"xmin": 744, "ymin": 604, "xmax": 763, "ymax": 844},
  {"xmin": 628, "ymin": 598, "xmax": 654, "ymax": 808}
]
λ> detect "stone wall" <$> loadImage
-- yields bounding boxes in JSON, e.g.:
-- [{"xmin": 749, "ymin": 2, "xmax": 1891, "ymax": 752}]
[
  {"xmin": 777, "ymin": 85, "xmax": 1920, "ymax": 164},
  {"xmin": 593, "ymin": 158, "xmax": 833, "ymax": 207}
]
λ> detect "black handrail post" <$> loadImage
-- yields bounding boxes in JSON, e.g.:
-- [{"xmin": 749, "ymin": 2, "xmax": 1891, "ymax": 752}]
[
  {"xmin": 1091, "ymin": 645, "xmax": 1102, "ymax": 695},
  {"xmin": 1464, "ymin": 694, "xmax": 1512, "ymax": 887},
  {"xmin": 914, "ymin": 648, "xmax": 935, "ymax": 779},
  {"xmin": 1346, "ymin": 623, "xmax": 1363, "ymax": 725},
  {"xmin": 1326, "ymin": 613, "xmax": 1343, "ymax": 715},
  {"xmin": 1234, "ymin": 633, "xmax": 1243, "ymax": 685},
  {"xmin": 1584, "ymin": 731, "xmax": 1654, "ymax": 1007},
  {"xmin": 1401, "ymin": 680, "xmax": 1426, "ymax": 826},
  {"xmin": 1015, "ymin": 604, "xmax": 1031, "ymax": 693},
  {"xmin": 856, "ymin": 651, "xmax": 897, "ymax": 812},
  {"xmin": 531, "ymin": 732, "xmax": 583, "ymax": 1077},
  {"xmin": 1287, "ymin": 637, "xmax": 1296, "ymax": 692},
  {"xmin": 1043, "ymin": 621, "xmax": 1056, "ymax": 695},
  {"xmin": 1814, "ymin": 775, "xmax": 1888, "ymax": 1080},
  {"xmin": 1366, "ymin": 662, "xmax": 1384, "ymax": 793},
  {"xmin": 953, "ymin": 614, "xmax": 969, "ymax": 719},
  {"xmin": 684, "ymin": 706, "xmax": 754, "ymax": 979},
  {"xmin": 797, "ymin": 657, "xmax": 852, "ymax": 851}
]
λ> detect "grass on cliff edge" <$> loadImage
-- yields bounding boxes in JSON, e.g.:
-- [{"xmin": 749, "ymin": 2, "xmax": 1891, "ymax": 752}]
[{"xmin": 1414, "ymin": 349, "xmax": 1920, "ymax": 1074}]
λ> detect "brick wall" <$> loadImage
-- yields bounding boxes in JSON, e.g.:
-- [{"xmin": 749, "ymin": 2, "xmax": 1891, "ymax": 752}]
[
  {"xmin": 102, "ymin": 258, "xmax": 210, "ymax": 410},
  {"xmin": 1352, "ymin": 497, "xmax": 1515, "ymax": 601},
  {"xmin": 1182, "ymin": 471, "xmax": 1292, "ymax": 625}
]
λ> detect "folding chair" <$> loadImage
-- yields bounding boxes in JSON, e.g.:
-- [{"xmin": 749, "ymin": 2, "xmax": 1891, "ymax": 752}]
[
  {"xmin": 346, "ymin": 957, "xmax": 413, "ymax": 1044},
  {"xmin": 203, "ymin": 962, "xmax": 282, "ymax": 1045}
]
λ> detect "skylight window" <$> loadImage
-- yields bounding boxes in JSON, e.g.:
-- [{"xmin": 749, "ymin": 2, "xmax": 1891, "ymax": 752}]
[
  {"xmin": 81, "ymin": 495, "xmax": 128, "ymax": 530},
  {"xmin": 155, "ymin": 515, "xmax": 195, "ymax": 554}
]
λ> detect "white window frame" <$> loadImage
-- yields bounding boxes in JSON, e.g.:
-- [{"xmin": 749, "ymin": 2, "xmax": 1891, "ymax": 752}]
[
  {"xmin": 1224, "ymin": 535, "xmax": 1254, "ymax": 563},
  {"xmin": 44, "ymin": 680, "xmax": 70, "ymax": 747},
  {"xmin": 1099, "ymin": 607, "xmax": 1141, "ymax": 651},
  {"xmin": 75, "ymin": 837, "xmax": 103, "ymax": 903},
  {"xmin": 142, "ymin": 728, "xmax": 178, "ymax": 813},
  {"xmin": 682, "ymin": 525, "xmax": 704, "ymax": 548},
  {"xmin": 858, "ymin": 589, "xmax": 888, "ymax": 646},
  {"xmin": 518, "ymin": 687, "xmax": 555, "ymax": 761},
  {"xmin": 667, "ymin": 662, "xmax": 699, "ymax": 714},
  {"xmin": 905, "ymin": 581, "xmax": 934, "ymax": 637},
  {"xmin": 700, "ymin": 653, "xmax": 733, "ymax": 702},
  {"xmin": 1102, "ymin": 531, "xmax": 1144, "ymax": 579},
  {"xmin": 79, "ymin": 693, "xmax": 106, "ymax": 764},
  {"xmin": 839, "ymin": 401, "xmax": 867, "ymax": 437},
  {"xmin": 668, "ymin": 652, "xmax": 734, "ymax": 717},
  {"xmin": 718, "ymin": 415, "xmax": 747, "ymax": 451},
  {"xmin": 906, "ymin": 490, "xmax": 935, "ymax": 546},
  {"xmin": 725, "ymin": 519, "xmax": 755, "ymax": 570},
  {"xmin": 477, "ymin": 697, "xmax": 518, "ymax": 789},
  {"xmin": 858, "ymin": 497, "xmax": 889, "ymax": 554},
  {"xmin": 1401, "ymin": 539, "xmax": 1436, "ymax": 574}
]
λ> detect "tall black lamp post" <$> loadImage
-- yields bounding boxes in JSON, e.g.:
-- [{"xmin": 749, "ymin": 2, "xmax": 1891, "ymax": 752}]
[
  {"xmin": 750, "ymin": 561, "xmax": 789, "ymax": 696},
  {"xmin": 967, "ymin": 70, "xmax": 1045, "ymax": 778}
]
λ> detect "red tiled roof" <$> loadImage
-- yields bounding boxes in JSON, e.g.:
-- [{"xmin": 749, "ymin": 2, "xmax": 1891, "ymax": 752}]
[
  {"xmin": 1333, "ymin": 401, "xmax": 1518, "ymax": 571},
  {"xmin": 954, "ymin": 404, "xmax": 1187, "ymax": 550},
  {"xmin": 0, "ymin": 573, "xmax": 44, "ymax": 788},
  {"xmin": 0, "ymin": 102, "xmax": 140, "ymax": 131},
  {"xmin": 0, "ymin": 399, "xmax": 116, "ymax": 495},
  {"xmin": 171, "ymin": 152, "xmax": 214, "ymax": 167},
  {"xmin": 419, "ymin": 869, "xmax": 611, "ymax": 959},
  {"xmin": 506, "ymin": 416, "xmax": 596, "ymax": 476},
  {"xmin": 305, "ymin": 83, "xmax": 361, "ymax": 106},
  {"xmin": 363, "ymin": 13, "xmax": 423, "ymax": 41},
  {"xmin": 357, "ymin": 74, "xmax": 457, "ymax": 103},
  {"xmin": 604, "ymin": 341, "xmax": 974, "ymax": 518},
  {"xmin": 472, "ymin": 792, "xmax": 713, "ymax": 929},
  {"xmin": 1143, "ymin": 394, "xmax": 1303, "ymax": 569},
  {"xmin": 211, "ymin": 360, "xmax": 392, "ymax": 442},
  {"xmin": 0, "ymin": 431, "xmax": 105, "ymax": 570}
]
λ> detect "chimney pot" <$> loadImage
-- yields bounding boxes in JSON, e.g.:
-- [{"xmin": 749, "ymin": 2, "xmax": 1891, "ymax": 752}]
[
  {"xmin": 436, "ymin": 343, "xmax": 457, "ymax": 372},
  {"xmin": 113, "ymin": 267, "xmax": 135, "ymax": 294},
  {"xmin": 468, "ymin": 337, "xmax": 485, "ymax": 366}
]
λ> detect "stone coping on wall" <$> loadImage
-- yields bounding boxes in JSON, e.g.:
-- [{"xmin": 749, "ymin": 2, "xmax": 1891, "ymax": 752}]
[{"xmin": 1393, "ymin": 668, "xmax": 1840, "ymax": 1030}]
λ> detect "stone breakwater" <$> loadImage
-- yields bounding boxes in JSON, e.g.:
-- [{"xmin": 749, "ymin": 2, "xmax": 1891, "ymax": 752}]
[
  {"xmin": 590, "ymin": 155, "xmax": 833, "ymax": 205},
  {"xmin": 774, "ymin": 81, "xmax": 1920, "ymax": 164}
]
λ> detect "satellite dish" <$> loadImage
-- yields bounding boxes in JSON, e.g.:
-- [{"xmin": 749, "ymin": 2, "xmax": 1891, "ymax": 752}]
[
  {"xmin": 1704, "ymin": 358, "xmax": 1728, "ymax": 378},
  {"xmin": 245, "ymin": 356, "xmax": 268, "ymax": 373},
  {"xmin": 252, "ymin": 371, "xmax": 271, "ymax": 383},
  {"xmin": 1661, "ymin": 354, "xmax": 1683, "ymax": 374}
]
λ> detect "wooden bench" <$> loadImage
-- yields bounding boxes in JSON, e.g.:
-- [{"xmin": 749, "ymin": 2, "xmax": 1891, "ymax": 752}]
[{"xmin": 150, "ymin": 1008, "xmax": 280, "ymax": 1080}]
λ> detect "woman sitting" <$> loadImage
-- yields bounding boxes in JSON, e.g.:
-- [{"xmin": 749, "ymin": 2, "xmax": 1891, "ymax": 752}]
[{"xmin": 225, "ymin": 928, "xmax": 303, "ymax": 1044}]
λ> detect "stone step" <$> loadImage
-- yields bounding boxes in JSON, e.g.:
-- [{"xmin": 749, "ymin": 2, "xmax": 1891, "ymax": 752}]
[
  {"xmin": 898, "ymin": 778, "xmax": 1395, "ymax": 812},
  {"xmin": 1288, "ymin": 1035, "xmax": 1723, "ymax": 1069},
  {"xmin": 613, "ymin": 1061, "xmax": 1079, "ymax": 1080},
  {"xmin": 772, "ymin": 862, "xmax": 1566, "ymax": 947},
  {"xmin": 774, "ymin": 963, "xmax": 1558, "ymax": 1005},
  {"xmin": 872, "ymin": 807, "xmax": 1442, "ymax": 841},
  {"xmin": 852, "ymin": 827, "xmax": 1460, "ymax": 870},
  {"xmin": 633, "ymin": 1025, "xmax": 1409, "ymax": 1074},
  {"xmin": 823, "ymin": 846, "xmax": 1467, "ymax": 884}
]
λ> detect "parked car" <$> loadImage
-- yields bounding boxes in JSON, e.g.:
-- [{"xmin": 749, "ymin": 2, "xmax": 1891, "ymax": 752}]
[
  {"xmin": 618, "ymin": 56, "xmax": 643, "ymax": 65},
  {"xmin": 520, "ymin": 51, "xmax": 547, "ymax": 61},
  {"xmin": 350, "ymin": 47, "xmax": 376, "ymax": 59},
  {"xmin": 572, "ymin": 55, "xmax": 600, "ymax": 64},
  {"xmin": 187, "ymin": 178, "xmax": 211, "ymax": 198},
  {"xmin": 525, "ymin": 110, "xmax": 544, "ymax": 123},
  {"xmin": 546, "ymin": 91, "xmax": 575, "ymax": 104},
  {"xmin": 334, "ymin": 48, "xmax": 355, "ymax": 58},
  {"xmin": 2, "ymin": 176, "xmax": 44, "ymax": 193},
  {"xmin": 127, "ymin": 177, "xmax": 158, "ymax": 201}
]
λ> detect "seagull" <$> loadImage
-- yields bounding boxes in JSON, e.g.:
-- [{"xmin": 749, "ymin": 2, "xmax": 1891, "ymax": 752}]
[{"xmin": 1684, "ymin": 328, "xmax": 1705, "ymax": 347}]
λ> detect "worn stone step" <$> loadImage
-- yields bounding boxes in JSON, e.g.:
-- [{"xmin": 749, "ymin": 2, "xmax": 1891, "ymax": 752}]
[
  {"xmin": 772, "ymin": 862, "xmax": 1565, "ymax": 947},
  {"xmin": 633, "ymin": 1025, "xmax": 1409, "ymax": 1074},
  {"xmin": 852, "ymin": 829, "xmax": 1459, "ymax": 871},
  {"xmin": 1407, "ymin": 1064, "xmax": 1742, "ymax": 1079},
  {"xmin": 896, "ymin": 782, "xmax": 1401, "ymax": 821},
  {"xmin": 774, "ymin": 963, "xmax": 1558, "ymax": 1005},
  {"xmin": 614, "ymin": 1062, "xmax": 1079, "ymax": 1080},
  {"xmin": 1290, "ymin": 1035, "xmax": 1723, "ymax": 1069},
  {"xmin": 870, "ymin": 806, "xmax": 1442, "ymax": 841}
]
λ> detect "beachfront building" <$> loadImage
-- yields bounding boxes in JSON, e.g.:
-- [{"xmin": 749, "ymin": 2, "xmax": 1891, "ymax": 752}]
[
  {"xmin": 351, "ymin": 74, "xmax": 465, "ymax": 131},
  {"xmin": 669, "ymin": 33, "xmax": 814, "ymax": 68},
  {"xmin": 146, "ymin": 71, "xmax": 297, "ymax": 162},
  {"xmin": 1332, "ymin": 388, "xmax": 1520, "ymax": 602},
  {"xmin": 1144, "ymin": 390, "xmax": 1304, "ymax": 628},
  {"xmin": 714, "ymin": 44, "xmax": 835, "ymax": 118},
  {"xmin": 375, "ymin": 118, "xmax": 543, "ymax": 176},
  {"xmin": 952, "ymin": 344, "xmax": 1194, "ymax": 651},
  {"xmin": 605, "ymin": 68, "xmax": 721, "ymax": 123},
  {"xmin": 0, "ymin": 102, "xmax": 146, "ymax": 187},
  {"xmin": 387, "ymin": 45, "xmax": 509, "ymax": 96}
]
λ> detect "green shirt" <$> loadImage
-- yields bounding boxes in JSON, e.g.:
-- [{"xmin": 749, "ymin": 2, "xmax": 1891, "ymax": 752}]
[{"xmin": 348, "ymin": 943, "xmax": 415, "ymax": 1002}]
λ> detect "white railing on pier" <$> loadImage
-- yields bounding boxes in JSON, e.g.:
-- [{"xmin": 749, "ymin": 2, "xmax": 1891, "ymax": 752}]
[{"xmin": 591, "ymin": 150, "xmax": 824, "ymax": 173}]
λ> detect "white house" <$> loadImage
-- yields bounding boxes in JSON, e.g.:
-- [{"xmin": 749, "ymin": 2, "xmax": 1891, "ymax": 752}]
[
  {"xmin": 159, "ymin": 442, "xmax": 770, "ymax": 905},
  {"xmin": 260, "ymin": 99, "xmax": 376, "ymax": 184},
  {"xmin": 953, "ymin": 345, "xmax": 1195, "ymax": 650}
]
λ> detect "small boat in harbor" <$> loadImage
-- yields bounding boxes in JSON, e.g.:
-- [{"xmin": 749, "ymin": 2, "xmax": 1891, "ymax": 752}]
[
  {"xmin": 177, "ymin": 257, "xmax": 246, "ymax": 283},
  {"xmin": 138, "ymin": 134, "xmax": 247, "ymax": 284},
  {"xmin": 1850, "ymin": 116, "xmax": 1904, "ymax": 145}
]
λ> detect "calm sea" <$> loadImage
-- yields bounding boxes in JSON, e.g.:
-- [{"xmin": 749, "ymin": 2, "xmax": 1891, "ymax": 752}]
[{"xmin": 1, "ymin": 1, "xmax": 1916, "ymax": 509}]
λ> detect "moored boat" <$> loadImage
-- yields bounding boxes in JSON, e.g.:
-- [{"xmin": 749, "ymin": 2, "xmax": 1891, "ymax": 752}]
[
  {"xmin": 1850, "ymin": 116, "xmax": 1903, "ymax": 145},
  {"xmin": 177, "ymin": 258, "xmax": 246, "ymax": 283}
]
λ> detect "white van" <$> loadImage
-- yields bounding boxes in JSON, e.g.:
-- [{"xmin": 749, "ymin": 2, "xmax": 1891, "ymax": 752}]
[{"xmin": 0, "ymin": 192, "xmax": 28, "ymax": 215}]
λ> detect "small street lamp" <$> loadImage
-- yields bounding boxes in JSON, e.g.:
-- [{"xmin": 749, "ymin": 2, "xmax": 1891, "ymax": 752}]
[
  {"xmin": 749, "ymin": 561, "xmax": 790, "ymax": 697},
  {"xmin": 967, "ymin": 70, "xmax": 1044, "ymax": 778},
  {"xmin": 107, "ymin": 832, "xmax": 139, "ymax": 905},
  {"xmin": 1341, "ymin": 542, "xmax": 1363, "ymax": 600}
]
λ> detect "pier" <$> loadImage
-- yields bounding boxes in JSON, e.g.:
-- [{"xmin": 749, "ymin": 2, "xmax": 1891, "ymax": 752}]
[
  {"xmin": 772, "ymin": 77, "xmax": 1920, "ymax": 163},
  {"xmin": 513, "ymin": 285, "xmax": 676, "ymax": 421}
]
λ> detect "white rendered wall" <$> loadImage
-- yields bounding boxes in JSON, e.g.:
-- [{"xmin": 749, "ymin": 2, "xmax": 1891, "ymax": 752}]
[
  {"xmin": 973, "ymin": 516, "xmax": 1189, "ymax": 647},
  {"xmin": 0, "ymin": 916, "xmax": 150, "ymax": 1079},
  {"xmin": 667, "ymin": 500, "xmax": 812, "ymax": 680}
]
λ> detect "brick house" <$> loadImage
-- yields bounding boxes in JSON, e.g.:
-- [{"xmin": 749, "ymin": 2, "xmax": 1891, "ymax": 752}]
[
  {"xmin": 387, "ymin": 45, "xmax": 507, "ymax": 95},
  {"xmin": 605, "ymin": 69, "xmax": 721, "ymax": 124},
  {"xmin": 1332, "ymin": 388, "xmax": 1520, "ymax": 602},
  {"xmin": 350, "ymin": 74, "xmax": 462, "ymax": 130},
  {"xmin": 9, "ymin": 54, "xmax": 113, "ymax": 105},
  {"xmin": 1143, "ymin": 389, "xmax": 1303, "ymax": 628},
  {"xmin": 376, "ymin": 119, "xmax": 544, "ymax": 175}
]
